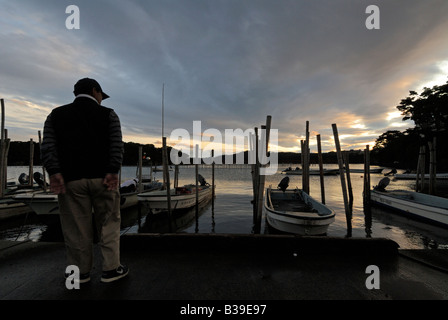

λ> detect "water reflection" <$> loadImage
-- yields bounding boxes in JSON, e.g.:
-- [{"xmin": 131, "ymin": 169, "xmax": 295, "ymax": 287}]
[
  {"xmin": 138, "ymin": 198, "xmax": 212, "ymax": 234},
  {"xmin": 1, "ymin": 165, "xmax": 448, "ymax": 249}
]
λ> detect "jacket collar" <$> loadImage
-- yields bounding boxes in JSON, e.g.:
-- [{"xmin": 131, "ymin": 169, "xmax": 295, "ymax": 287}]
[{"xmin": 75, "ymin": 94, "xmax": 100, "ymax": 105}]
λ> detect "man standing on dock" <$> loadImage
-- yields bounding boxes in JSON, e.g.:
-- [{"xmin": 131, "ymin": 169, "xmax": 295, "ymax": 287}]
[{"xmin": 41, "ymin": 78, "xmax": 129, "ymax": 284}]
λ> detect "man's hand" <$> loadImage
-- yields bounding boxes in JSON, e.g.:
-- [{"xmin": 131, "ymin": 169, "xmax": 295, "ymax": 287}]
[
  {"xmin": 50, "ymin": 173, "xmax": 66, "ymax": 195},
  {"xmin": 103, "ymin": 173, "xmax": 119, "ymax": 191}
]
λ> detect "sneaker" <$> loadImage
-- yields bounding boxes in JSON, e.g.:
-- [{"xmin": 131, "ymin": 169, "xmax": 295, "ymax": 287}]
[
  {"xmin": 64, "ymin": 272, "xmax": 91, "ymax": 284},
  {"xmin": 101, "ymin": 265, "xmax": 129, "ymax": 283}
]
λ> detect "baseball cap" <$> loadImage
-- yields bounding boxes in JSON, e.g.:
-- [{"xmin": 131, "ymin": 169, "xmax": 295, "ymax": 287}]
[{"xmin": 74, "ymin": 78, "xmax": 110, "ymax": 100}]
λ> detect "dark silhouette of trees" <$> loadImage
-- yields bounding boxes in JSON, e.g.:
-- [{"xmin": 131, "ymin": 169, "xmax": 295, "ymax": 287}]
[{"xmin": 373, "ymin": 80, "xmax": 448, "ymax": 171}]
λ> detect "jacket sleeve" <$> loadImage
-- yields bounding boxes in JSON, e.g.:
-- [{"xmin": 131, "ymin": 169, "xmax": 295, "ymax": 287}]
[
  {"xmin": 41, "ymin": 113, "xmax": 61, "ymax": 176},
  {"xmin": 107, "ymin": 110, "xmax": 124, "ymax": 173}
]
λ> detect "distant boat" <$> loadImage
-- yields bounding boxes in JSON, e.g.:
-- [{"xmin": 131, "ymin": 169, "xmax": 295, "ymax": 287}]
[
  {"xmin": 349, "ymin": 168, "xmax": 384, "ymax": 174},
  {"xmin": 370, "ymin": 178, "xmax": 448, "ymax": 227},
  {"xmin": 263, "ymin": 179, "xmax": 335, "ymax": 235},
  {"xmin": 393, "ymin": 173, "xmax": 448, "ymax": 180},
  {"xmin": 281, "ymin": 167, "xmax": 339, "ymax": 175}
]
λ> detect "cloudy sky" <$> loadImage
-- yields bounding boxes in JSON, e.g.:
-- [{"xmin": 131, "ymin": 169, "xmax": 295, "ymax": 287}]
[{"xmin": 1, "ymin": 0, "xmax": 447, "ymax": 156}]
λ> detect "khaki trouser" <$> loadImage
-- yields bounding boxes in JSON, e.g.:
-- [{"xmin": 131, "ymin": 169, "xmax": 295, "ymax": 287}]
[{"xmin": 58, "ymin": 178, "xmax": 121, "ymax": 274}]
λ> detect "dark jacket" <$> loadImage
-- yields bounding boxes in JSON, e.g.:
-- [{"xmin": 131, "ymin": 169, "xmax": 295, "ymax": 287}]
[{"xmin": 41, "ymin": 96, "xmax": 123, "ymax": 182}]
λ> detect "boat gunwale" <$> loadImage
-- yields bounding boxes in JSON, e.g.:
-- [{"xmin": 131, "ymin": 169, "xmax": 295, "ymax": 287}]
[
  {"xmin": 371, "ymin": 189, "xmax": 448, "ymax": 211},
  {"xmin": 138, "ymin": 186, "xmax": 213, "ymax": 202},
  {"xmin": 265, "ymin": 188, "xmax": 335, "ymax": 221}
]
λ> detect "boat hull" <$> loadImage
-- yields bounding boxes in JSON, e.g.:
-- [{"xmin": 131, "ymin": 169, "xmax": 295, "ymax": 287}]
[
  {"xmin": 264, "ymin": 188, "xmax": 335, "ymax": 235},
  {"xmin": 13, "ymin": 190, "xmax": 149, "ymax": 216},
  {"xmin": 393, "ymin": 173, "xmax": 448, "ymax": 180},
  {"xmin": 282, "ymin": 169, "xmax": 339, "ymax": 176},
  {"xmin": 370, "ymin": 189, "xmax": 448, "ymax": 227},
  {"xmin": 138, "ymin": 186, "xmax": 214, "ymax": 211}
]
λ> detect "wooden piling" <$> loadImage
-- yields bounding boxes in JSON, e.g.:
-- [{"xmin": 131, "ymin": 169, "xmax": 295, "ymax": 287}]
[
  {"xmin": 29, "ymin": 139, "xmax": 34, "ymax": 187},
  {"xmin": 3, "ymin": 130, "xmax": 10, "ymax": 192},
  {"xmin": 0, "ymin": 99, "xmax": 6, "ymax": 197},
  {"xmin": 174, "ymin": 165, "xmax": 179, "ymax": 189},
  {"xmin": 211, "ymin": 150, "xmax": 215, "ymax": 213},
  {"xmin": 415, "ymin": 145, "xmax": 424, "ymax": 192},
  {"xmin": 304, "ymin": 121, "xmax": 310, "ymax": 195},
  {"xmin": 363, "ymin": 145, "xmax": 371, "ymax": 204},
  {"xmin": 255, "ymin": 125, "xmax": 267, "ymax": 233},
  {"xmin": 138, "ymin": 147, "xmax": 143, "ymax": 192},
  {"xmin": 252, "ymin": 116, "xmax": 272, "ymax": 234},
  {"xmin": 300, "ymin": 140, "xmax": 305, "ymax": 191},
  {"xmin": 252, "ymin": 127, "xmax": 259, "ymax": 226},
  {"xmin": 162, "ymin": 137, "xmax": 172, "ymax": 232},
  {"xmin": 38, "ymin": 131, "xmax": 47, "ymax": 191},
  {"xmin": 428, "ymin": 137, "xmax": 437, "ymax": 195},
  {"xmin": 332, "ymin": 124, "xmax": 352, "ymax": 236},
  {"xmin": 420, "ymin": 145, "xmax": 426, "ymax": 192},
  {"xmin": 195, "ymin": 144, "xmax": 199, "ymax": 221},
  {"xmin": 316, "ymin": 134, "xmax": 325, "ymax": 204},
  {"xmin": 343, "ymin": 151, "xmax": 354, "ymax": 210}
]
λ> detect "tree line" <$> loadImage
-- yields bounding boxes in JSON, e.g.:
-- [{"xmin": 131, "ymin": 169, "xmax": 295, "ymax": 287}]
[
  {"xmin": 6, "ymin": 141, "xmax": 369, "ymax": 167},
  {"xmin": 372, "ymin": 80, "xmax": 448, "ymax": 172},
  {"xmin": 7, "ymin": 80, "xmax": 447, "ymax": 171}
]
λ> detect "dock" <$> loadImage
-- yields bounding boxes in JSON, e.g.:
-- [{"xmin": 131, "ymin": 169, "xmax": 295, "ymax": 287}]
[{"xmin": 1, "ymin": 233, "xmax": 448, "ymax": 306}]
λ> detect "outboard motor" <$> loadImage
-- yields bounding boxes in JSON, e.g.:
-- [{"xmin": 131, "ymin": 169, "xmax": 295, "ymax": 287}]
[
  {"xmin": 33, "ymin": 172, "xmax": 48, "ymax": 189},
  {"xmin": 278, "ymin": 176, "xmax": 290, "ymax": 192},
  {"xmin": 374, "ymin": 177, "xmax": 390, "ymax": 192},
  {"xmin": 198, "ymin": 174, "xmax": 209, "ymax": 186},
  {"xmin": 18, "ymin": 173, "xmax": 29, "ymax": 185}
]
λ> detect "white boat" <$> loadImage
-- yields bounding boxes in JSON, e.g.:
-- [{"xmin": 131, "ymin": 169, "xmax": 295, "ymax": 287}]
[
  {"xmin": 349, "ymin": 168, "xmax": 384, "ymax": 174},
  {"xmin": 12, "ymin": 180, "xmax": 162, "ymax": 217},
  {"xmin": 263, "ymin": 187, "xmax": 335, "ymax": 235},
  {"xmin": 370, "ymin": 189, "xmax": 448, "ymax": 227},
  {"xmin": 138, "ymin": 184, "xmax": 214, "ymax": 211},
  {"xmin": 393, "ymin": 173, "xmax": 448, "ymax": 180},
  {"xmin": 0, "ymin": 198, "xmax": 34, "ymax": 220},
  {"xmin": 282, "ymin": 168, "xmax": 339, "ymax": 175}
]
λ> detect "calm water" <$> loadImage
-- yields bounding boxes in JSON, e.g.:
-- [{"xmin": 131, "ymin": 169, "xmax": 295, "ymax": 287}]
[{"xmin": 1, "ymin": 165, "xmax": 448, "ymax": 250}]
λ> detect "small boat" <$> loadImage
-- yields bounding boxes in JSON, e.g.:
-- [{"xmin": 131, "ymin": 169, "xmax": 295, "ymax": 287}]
[
  {"xmin": 264, "ymin": 178, "xmax": 335, "ymax": 235},
  {"xmin": 393, "ymin": 173, "xmax": 448, "ymax": 180},
  {"xmin": 12, "ymin": 180, "xmax": 162, "ymax": 217},
  {"xmin": 370, "ymin": 178, "xmax": 448, "ymax": 227},
  {"xmin": 0, "ymin": 173, "xmax": 45, "ymax": 220},
  {"xmin": 138, "ymin": 175, "xmax": 214, "ymax": 212},
  {"xmin": 119, "ymin": 179, "xmax": 163, "ymax": 209},
  {"xmin": 0, "ymin": 197, "xmax": 34, "ymax": 221},
  {"xmin": 349, "ymin": 168, "xmax": 384, "ymax": 174},
  {"xmin": 282, "ymin": 167, "xmax": 339, "ymax": 176}
]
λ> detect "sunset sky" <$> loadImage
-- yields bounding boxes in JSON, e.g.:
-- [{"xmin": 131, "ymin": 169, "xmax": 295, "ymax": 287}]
[{"xmin": 1, "ymin": 0, "xmax": 447, "ymax": 156}]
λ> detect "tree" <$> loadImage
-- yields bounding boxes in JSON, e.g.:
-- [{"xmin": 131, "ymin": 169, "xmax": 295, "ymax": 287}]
[
  {"xmin": 373, "ymin": 79, "xmax": 448, "ymax": 171},
  {"xmin": 397, "ymin": 80, "xmax": 448, "ymax": 140}
]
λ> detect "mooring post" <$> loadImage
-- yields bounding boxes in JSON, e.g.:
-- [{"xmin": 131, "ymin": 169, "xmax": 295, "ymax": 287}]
[
  {"xmin": 317, "ymin": 134, "xmax": 325, "ymax": 204},
  {"xmin": 212, "ymin": 149, "xmax": 215, "ymax": 212},
  {"xmin": 332, "ymin": 124, "xmax": 352, "ymax": 236},
  {"xmin": 363, "ymin": 145, "xmax": 371, "ymax": 204},
  {"xmin": 195, "ymin": 144, "xmax": 199, "ymax": 221},
  {"xmin": 343, "ymin": 151, "xmax": 353, "ymax": 211},
  {"xmin": 162, "ymin": 137, "xmax": 172, "ymax": 232},
  {"xmin": 252, "ymin": 127, "xmax": 259, "ymax": 226},
  {"xmin": 38, "ymin": 131, "xmax": 47, "ymax": 191},
  {"xmin": 28, "ymin": 139, "xmax": 34, "ymax": 187},
  {"xmin": 2, "ymin": 130, "xmax": 10, "ymax": 193},
  {"xmin": 428, "ymin": 137, "xmax": 437, "ymax": 195},
  {"xmin": 305, "ymin": 121, "xmax": 310, "ymax": 195},
  {"xmin": 138, "ymin": 146, "xmax": 143, "ymax": 192},
  {"xmin": 0, "ymin": 99, "xmax": 4, "ymax": 197}
]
